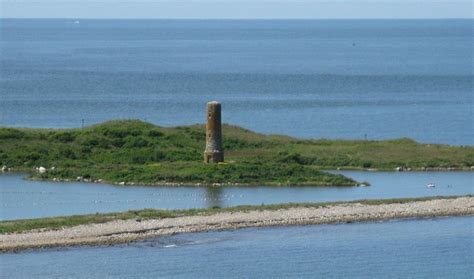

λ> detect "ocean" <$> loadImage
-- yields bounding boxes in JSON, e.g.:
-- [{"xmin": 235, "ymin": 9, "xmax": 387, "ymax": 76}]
[
  {"xmin": 0, "ymin": 19, "xmax": 472, "ymax": 277},
  {"xmin": 1, "ymin": 19, "xmax": 472, "ymax": 145},
  {"xmin": 1, "ymin": 171, "xmax": 473, "ymax": 220},
  {"xmin": 1, "ymin": 216, "xmax": 472, "ymax": 278}
]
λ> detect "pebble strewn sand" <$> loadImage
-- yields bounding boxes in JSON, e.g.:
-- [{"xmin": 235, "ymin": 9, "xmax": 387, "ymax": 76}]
[{"xmin": 1, "ymin": 197, "xmax": 473, "ymax": 252}]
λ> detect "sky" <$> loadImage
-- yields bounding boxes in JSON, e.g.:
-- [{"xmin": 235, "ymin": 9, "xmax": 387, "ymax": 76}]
[{"xmin": 0, "ymin": 0, "xmax": 472, "ymax": 19}]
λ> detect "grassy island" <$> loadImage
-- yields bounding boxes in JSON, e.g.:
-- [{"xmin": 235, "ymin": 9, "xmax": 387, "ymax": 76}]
[{"xmin": 0, "ymin": 120, "xmax": 472, "ymax": 186}]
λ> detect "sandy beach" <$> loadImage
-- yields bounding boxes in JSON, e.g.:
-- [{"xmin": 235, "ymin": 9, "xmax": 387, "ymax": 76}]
[{"xmin": 1, "ymin": 196, "xmax": 473, "ymax": 252}]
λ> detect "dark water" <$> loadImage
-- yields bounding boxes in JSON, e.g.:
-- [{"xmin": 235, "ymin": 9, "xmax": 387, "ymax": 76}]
[
  {"xmin": 1, "ymin": 216, "xmax": 472, "ymax": 278},
  {"xmin": 1, "ymin": 19, "xmax": 472, "ymax": 145},
  {"xmin": 1, "ymin": 171, "xmax": 472, "ymax": 220}
]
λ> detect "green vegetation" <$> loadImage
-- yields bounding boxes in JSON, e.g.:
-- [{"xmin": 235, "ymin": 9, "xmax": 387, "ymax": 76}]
[
  {"xmin": 0, "ymin": 195, "xmax": 469, "ymax": 234},
  {"xmin": 0, "ymin": 120, "xmax": 472, "ymax": 186}
]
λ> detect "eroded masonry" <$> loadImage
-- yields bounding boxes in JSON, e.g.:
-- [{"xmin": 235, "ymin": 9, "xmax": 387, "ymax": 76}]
[{"xmin": 204, "ymin": 101, "xmax": 224, "ymax": 163}]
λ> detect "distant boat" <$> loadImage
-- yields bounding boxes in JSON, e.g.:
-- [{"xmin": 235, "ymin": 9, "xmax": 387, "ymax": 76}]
[
  {"xmin": 74, "ymin": 20, "xmax": 80, "ymax": 24},
  {"xmin": 426, "ymin": 183, "xmax": 435, "ymax": 188}
]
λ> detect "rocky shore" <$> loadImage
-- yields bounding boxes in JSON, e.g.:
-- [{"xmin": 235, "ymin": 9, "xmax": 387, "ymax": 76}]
[{"xmin": 1, "ymin": 196, "xmax": 473, "ymax": 252}]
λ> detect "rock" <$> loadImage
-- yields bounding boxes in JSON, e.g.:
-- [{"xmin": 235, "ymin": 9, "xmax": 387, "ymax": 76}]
[
  {"xmin": 51, "ymin": 166, "xmax": 56, "ymax": 171},
  {"xmin": 395, "ymin": 167, "xmax": 403, "ymax": 172},
  {"xmin": 1, "ymin": 166, "xmax": 7, "ymax": 172},
  {"xmin": 119, "ymin": 182, "xmax": 125, "ymax": 185},
  {"xmin": 38, "ymin": 167, "xmax": 47, "ymax": 174},
  {"xmin": 76, "ymin": 176, "xmax": 83, "ymax": 181}
]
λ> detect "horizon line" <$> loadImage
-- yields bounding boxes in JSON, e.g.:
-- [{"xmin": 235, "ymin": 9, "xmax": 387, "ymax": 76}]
[{"xmin": 1, "ymin": 17, "xmax": 472, "ymax": 20}]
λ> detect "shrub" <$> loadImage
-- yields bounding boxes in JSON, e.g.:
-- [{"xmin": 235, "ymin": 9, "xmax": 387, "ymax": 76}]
[
  {"xmin": 58, "ymin": 148, "xmax": 77, "ymax": 160},
  {"xmin": 51, "ymin": 132, "xmax": 75, "ymax": 143},
  {"xmin": 24, "ymin": 152, "xmax": 41, "ymax": 161},
  {"xmin": 148, "ymin": 129, "xmax": 164, "ymax": 138},
  {"xmin": 124, "ymin": 136, "xmax": 150, "ymax": 148},
  {"xmin": 362, "ymin": 161, "xmax": 372, "ymax": 168},
  {"xmin": 152, "ymin": 150, "xmax": 166, "ymax": 161},
  {"xmin": 0, "ymin": 129, "xmax": 26, "ymax": 140},
  {"xmin": 277, "ymin": 153, "xmax": 312, "ymax": 165}
]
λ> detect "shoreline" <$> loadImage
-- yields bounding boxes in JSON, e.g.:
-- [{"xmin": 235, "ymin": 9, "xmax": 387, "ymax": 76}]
[
  {"xmin": 1, "ymin": 196, "xmax": 473, "ymax": 252},
  {"xmin": 2, "ymin": 170, "xmax": 361, "ymax": 187},
  {"xmin": 2, "ymin": 167, "xmax": 472, "ymax": 188}
]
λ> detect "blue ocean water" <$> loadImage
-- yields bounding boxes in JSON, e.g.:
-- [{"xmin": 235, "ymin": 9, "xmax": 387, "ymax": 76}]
[
  {"xmin": 1, "ymin": 19, "xmax": 472, "ymax": 145},
  {"xmin": 1, "ymin": 171, "xmax": 473, "ymax": 220},
  {"xmin": 0, "ymin": 20, "xmax": 473, "ymax": 277},
  {"xmin": 1, "ymin": 216, "xmax": 472, "ymax": 278}
]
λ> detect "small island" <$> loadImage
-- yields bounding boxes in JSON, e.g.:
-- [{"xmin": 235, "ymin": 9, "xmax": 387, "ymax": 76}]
[{"xmin": 0, "ymin": 119, "xmax": 472, "ymax": 186}]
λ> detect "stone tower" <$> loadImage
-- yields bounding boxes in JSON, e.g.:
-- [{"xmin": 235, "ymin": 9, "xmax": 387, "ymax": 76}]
[{"xmin": 204, "ymin": 101, "xmax": 224, "ymax": 163}]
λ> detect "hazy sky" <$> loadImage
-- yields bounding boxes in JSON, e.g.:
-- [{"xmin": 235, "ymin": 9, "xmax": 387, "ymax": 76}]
[{"xmin": 1, "ymin": 0, "xmax": 472, "ymax": 19}]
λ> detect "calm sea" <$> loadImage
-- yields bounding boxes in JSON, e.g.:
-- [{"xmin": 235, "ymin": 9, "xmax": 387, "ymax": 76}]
[
  {"xmin": 0, "ymin": 20, "xmax": 472, "ymax": 277},
  {"xmin": 1, "ymin": 171, "xmax": 473, "ymax": 220},
  {"xmin": 1, "ymin": 19, "xmax": 472, "ymax": 145},
  {"xmin": 1, "ymin": 216, "xmax": 472, "ymax": 278}
]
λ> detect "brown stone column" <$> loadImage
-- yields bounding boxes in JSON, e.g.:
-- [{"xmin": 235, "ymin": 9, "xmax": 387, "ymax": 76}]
[{"xmin": 204, "ymin": 101, "xmax": 224, "ymax": 163}]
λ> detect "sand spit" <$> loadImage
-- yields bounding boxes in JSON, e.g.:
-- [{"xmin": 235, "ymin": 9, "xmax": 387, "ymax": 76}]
[{"xmin": 1, "ymin": 197, "xmax": 473, "ymax": 252}]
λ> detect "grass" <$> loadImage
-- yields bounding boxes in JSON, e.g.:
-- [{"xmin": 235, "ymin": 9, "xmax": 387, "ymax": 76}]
[
  {"xmin": 0, "ymin": 195, "xmax": 469, "ymax": 234},
  {"xmin": 0, "ymin": 120, "xmax": 472, "ymax": 186}
]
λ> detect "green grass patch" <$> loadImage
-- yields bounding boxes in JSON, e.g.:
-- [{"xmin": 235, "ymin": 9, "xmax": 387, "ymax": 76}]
[{"xmin": 0, "ymin": 120, "xmax": 472, "ymax": 186}]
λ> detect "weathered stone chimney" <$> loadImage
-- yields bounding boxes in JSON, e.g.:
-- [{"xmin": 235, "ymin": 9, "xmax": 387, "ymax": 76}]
[{"xmin": 204, "ymin": 101, "xmax": 224, "ymax": 163}]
